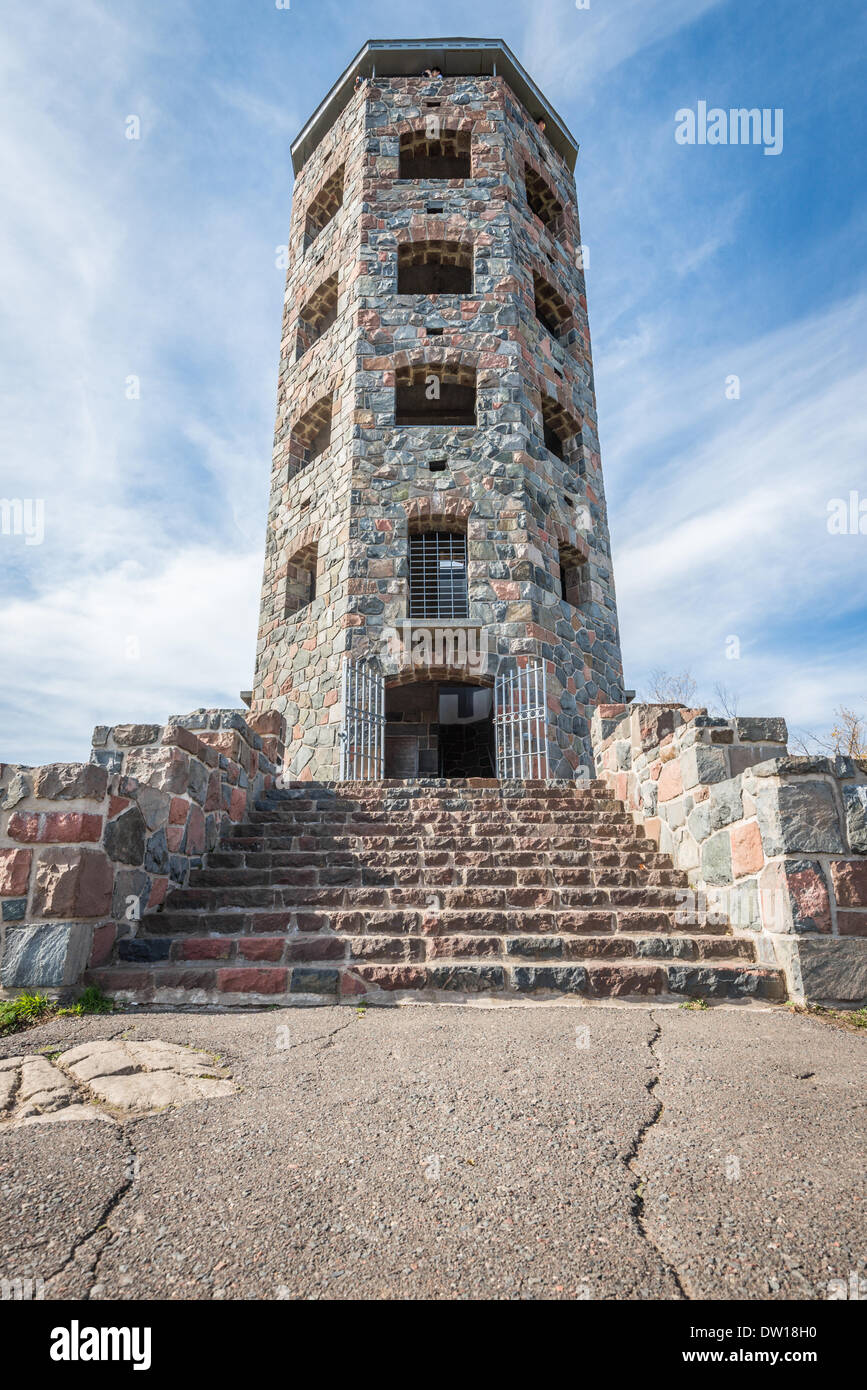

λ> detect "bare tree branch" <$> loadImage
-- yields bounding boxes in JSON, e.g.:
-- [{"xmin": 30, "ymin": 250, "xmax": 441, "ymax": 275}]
[{"xmin": 642, "ymin": 669, "xmax": 698, "ymax": 705}]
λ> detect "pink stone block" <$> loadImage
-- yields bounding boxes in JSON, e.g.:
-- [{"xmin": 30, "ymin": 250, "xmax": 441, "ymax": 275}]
[
  {"xmin": 0, "ymin": 847, "xmax": 31, "ymax": 896},
  {"xmin": 657, "ymin": 759, "xmax": 683, "ymax": 803},
  {"xmin": 731, "ymin": 821, "xmax": 764, "ymax": 877}
]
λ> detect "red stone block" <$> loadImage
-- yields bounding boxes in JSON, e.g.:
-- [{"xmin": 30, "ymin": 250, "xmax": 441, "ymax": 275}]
[
  {"xmin": 108, "ymin": 797, "xmax": 130, "ymax": 819},
  {"xmin": 86, "ymin": 968, "xmax": 150, "ymax": 991},
  {"xmin": 217, "ymin": 967, "xmax": 288, "ymax": 993},
  {"xmin": 169, "ymin": 796, "xmax": 188, "ymax": 825},
  {"xmin": 166, "ymin": 825, "xmax": 185, "ymax": 852},
  {"xmin": 0, "ymin": 847, "xmax": 31, "ymax": 896},
  {"xmin": 7, "ymin": 812, "xmax": 39, "ymax": 842},
  {"xmin": 186, "ymin": 804, "xmax": 206, "ymax": 855},
  {"xmin": 182, "ymin": 938, "xmax": 233, "ymax": 960},
  {"xmin": 354, "ymin": 965, "xmax": 426, "ymax": 990},
  {"xmin": 229, "ymin": 787, "xmax": 247, "ymax": 821},
  {"xmin": 837, "ymin": 911, "xmax": 867, "ymax": 936},
  {"xmin": 162, "ymin": 724, "xmax": 202, "ymax": 756},
  {"xmin": 830, "ymin": 860, "xmax": 867, "ymax": 908},
  {"xmin": 39, "ymin": 812, "xmax": 103, "ymax": 843},
  {"xmin": 239, "ymin": 937, "xmax": 284, "ymax": 962},
  {"xmin": 204, "ymin": 771, "xmax": 222, "ymax": 812},
  {"xmin": 786, "ymin": 862, "xmax": 832, "ymax": 934},
  {"xmin": 148, "ymin": 876, "xmax": 168, "ymax": 909},
  {"xmin": 340, "ymin": 970, "xmax": 367, "ymax": 996},
  {"xmin": 31, "ymin": 847, "xmax": 113, "ymax": 918},
  {"xmin": 89, "ymin": 923, "xmax": 116, "ymax": 967}
]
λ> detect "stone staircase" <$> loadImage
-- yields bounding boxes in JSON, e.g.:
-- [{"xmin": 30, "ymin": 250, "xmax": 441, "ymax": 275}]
[{"xmin": 88, "ymin": 780, "xmax": 786, "ymax": 1005}]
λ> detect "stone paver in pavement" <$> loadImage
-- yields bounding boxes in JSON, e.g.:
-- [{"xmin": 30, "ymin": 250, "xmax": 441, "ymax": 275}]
[{"xmin": 0, "ymin": 1040, "xmax": 234, "ymax": 1126}]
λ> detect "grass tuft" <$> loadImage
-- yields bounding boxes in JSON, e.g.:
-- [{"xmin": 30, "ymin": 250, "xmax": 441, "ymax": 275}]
[
  {"xmin": 0, "ymin": 986, "xmax": 115, "ymax": 1037},
  {"xmin": 0, "ymin": 992, "xmax": 54, "ymax": 1037}
]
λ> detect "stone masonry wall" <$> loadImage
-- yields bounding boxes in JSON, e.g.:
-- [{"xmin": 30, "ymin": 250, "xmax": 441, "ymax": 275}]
[
  {"xmin": 252, "ymin": 71, "xmax": 625, "ymax": 781},
  {"xmin": 591, "ymin": 703, "xmax": 867, "ymax": 1005},
  {"xmin": 0, "ymin": 709, "xmax": 285, "ymax": 994}
]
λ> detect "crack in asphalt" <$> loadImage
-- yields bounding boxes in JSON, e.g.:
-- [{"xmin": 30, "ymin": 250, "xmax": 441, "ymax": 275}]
[
  {"xmin": 287, "ymin": 1014, "xmax": 355, "ymax": 1054},
  {"xmin": 43, "ymin": 1122, "xmax": 140, "ymax": 1297},
  {"xmin": 624, "ymin": 1011, "xmax": 691, "ymax": 1300}
]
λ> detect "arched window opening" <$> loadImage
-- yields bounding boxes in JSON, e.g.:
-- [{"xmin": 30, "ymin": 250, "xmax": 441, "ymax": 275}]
[
  {"xmin": 558, "ymin": 542, "xmax": 589, "ymax": 608},
  {"xmin": 533, "ymin": 272, "xmax": 570, "ymax": 341},
  {"xmin": 398, "ymin": 241, "xmax": 473, "ymax": 295},
  {"xmin": 399, "ymin": 130, "xmax": 471, "ymax": 179},
  {"xmin": 288, "ymin": 395, "xmax": 333, "ymax": 476},
  {"xmin": 541, "ymin": 394, "xmax": 582, "ymax": 471},
  {"xmin": 304, "ymin": 165, "xmax": 344, "ymax": 248},
  {"xmin": 395, "ymin": 364, "xmax": 476, "ymax": 427},
  {"xmin": 285, "ymin": 541, "xmax": 319, "ymax": 617},
  {"xmin": 525, "ymin": 164, "xmax": 563, "ymax": 232},
  {"xmin": 296, "ymin": 272, "xmax": 339, "ymax": 358}
]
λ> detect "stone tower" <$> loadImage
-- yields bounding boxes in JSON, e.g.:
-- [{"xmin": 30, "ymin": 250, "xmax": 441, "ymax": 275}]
[{"xmin": 251, "ymin": 38, "xmax": 626, "ymax": 781}]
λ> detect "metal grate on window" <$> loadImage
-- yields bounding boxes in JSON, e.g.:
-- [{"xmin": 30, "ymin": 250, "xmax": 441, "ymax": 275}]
[{"xmin": 408, "ymin": 531, "xmax": 469, "ymax": 619}]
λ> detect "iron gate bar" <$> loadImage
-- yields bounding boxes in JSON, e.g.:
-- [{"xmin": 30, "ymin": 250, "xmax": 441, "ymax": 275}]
[
  {"xmin": 494, "ymin": 659, "xmax": 549, "ymax": 780},
  {"xmin": 339, "ymin": 657, "xmax": 385, "ymax": 779}
]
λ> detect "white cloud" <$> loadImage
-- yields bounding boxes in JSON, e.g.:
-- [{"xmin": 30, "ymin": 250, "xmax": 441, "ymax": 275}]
[
  {"xmin": 602, "ymin": 292, "xmax": 867, "ymax": 727},
  {"xmin": 521, "ymin": 0, "xmax": 725, "ymax": 104}
]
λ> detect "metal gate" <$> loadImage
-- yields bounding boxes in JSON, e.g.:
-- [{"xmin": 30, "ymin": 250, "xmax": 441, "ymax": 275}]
[
  {"xmin": 339, "ymin": 658, "xmax": 385, "ymax": 780},
  {"xmin": 494, "ymin": 659, "xmax": 549, "ymax": 780}
]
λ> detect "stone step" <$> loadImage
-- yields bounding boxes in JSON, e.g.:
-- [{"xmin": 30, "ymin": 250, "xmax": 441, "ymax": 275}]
[
  {"xmin": 205, "ymin": 847, "xmax": 679, "ymax": 872},
  {"xmin": 87, "ymin": 958, "xmax": 785, "ymax": 1003},
  {"xmin": 133, "ymin": 905, "xmax": 729, "ymax": 937},
  {"xmin": 243, "ymin": 809, "xmax": 635, "ymax": 826},
  {"xmin": 163, "ymin": 884, "xmax": 692, "ymax": 913},
  {"xmin": 188, "ymin": 863, "xmax": 684, "ymax": 889},
  {"xmin": 257, "ymin": 794, "xmax": 620, "ymax": 812},
  {"xmin": 115, "ymin": 931, "xmax": 757, "ymax": 967},
  {"xmin": 222, "ymin": 833, "xmax": 655, "ymax": 854}
]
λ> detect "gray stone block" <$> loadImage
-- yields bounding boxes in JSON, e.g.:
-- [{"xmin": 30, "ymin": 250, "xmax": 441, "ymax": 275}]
[
  {"xmin": 1, "ymin": 923, "xmax": 92, "ymax": 989},
  {"xmin": 710, "ymin": 780, "xmax": 743, "ymax": 830},
  {"xmin": 734, "ymin": 717, "xmax": 787, "ymax": 744},
  {"xmin": 104, "ymin": 806, "xmax": 146, "ymax": 867},
  {"xmin": 756, "ymin": 782, "xmax": 844, "ymax": 856},
  {"xmin": 842, "ymin": 785, "xmax": 867, "ymax": 853},
  {"xmin": 687, "ymin": 802, "xmax": 711, "ymax": 843},
  {"xmin": 773, "ymin": 937, "xmax": 867, "ymax": 1005},
  {"xmin": 701, "ymin": 830, "xmax": 733, "ymax": 885},
  {"xmin": 682, "ymin": 744, "xmax": 729, "ymax": 789}
]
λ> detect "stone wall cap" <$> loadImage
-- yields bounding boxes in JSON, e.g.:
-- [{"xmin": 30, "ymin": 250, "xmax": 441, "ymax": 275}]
[{"xmin": 291, "ymin": 38, "xmax": 580, "ymax": 175}]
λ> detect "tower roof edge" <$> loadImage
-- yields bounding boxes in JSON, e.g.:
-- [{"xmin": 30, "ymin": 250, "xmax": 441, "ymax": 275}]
[{"xmin": 290, "ymin": 37, "xmax": 579, "ymax": 175}]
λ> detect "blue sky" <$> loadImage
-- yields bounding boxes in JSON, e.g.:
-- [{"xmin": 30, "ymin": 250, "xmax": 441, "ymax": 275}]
[{"xmin": 1, "ymin": 0, "xmax": 865, "ymax": 763}]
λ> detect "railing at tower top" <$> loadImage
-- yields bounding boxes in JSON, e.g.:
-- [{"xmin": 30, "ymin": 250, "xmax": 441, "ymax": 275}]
[
  {"xmin": 339, "ymin": 658, "xmax": 385, "ymax": 780},
  {"xmin": 494, "ymin": 659, "xmax": 549, "ymax": 780}
]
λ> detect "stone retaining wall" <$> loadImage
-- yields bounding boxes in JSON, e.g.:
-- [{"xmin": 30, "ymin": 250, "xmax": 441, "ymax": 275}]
[
  {"xmin": 591, "ymin": 703, "xmax": 867, "ymax": 1005},
  {"xmin": 0, "ymin": 709, "xmax": 285, "ymax": 994}
]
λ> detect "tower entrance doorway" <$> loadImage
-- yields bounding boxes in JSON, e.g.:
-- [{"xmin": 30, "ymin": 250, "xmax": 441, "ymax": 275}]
[{"xmin": 384, "ymin": 678, "xmax": 495, "ymax": 778}]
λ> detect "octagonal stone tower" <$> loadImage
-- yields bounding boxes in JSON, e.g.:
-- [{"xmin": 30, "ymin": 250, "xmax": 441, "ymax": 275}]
[{"xmin": 251, "ymin": 38, "xmax": 626, "ymax": 781}]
